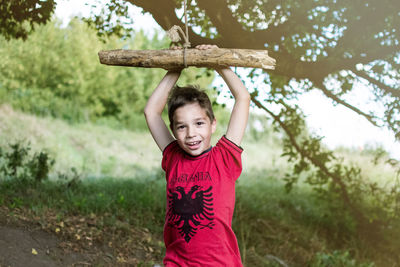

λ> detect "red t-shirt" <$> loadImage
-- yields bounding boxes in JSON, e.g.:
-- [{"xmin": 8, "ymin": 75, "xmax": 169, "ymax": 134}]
[{"xmin": 161, "ymin": 136, "xmax": 243, "ymax": 267}]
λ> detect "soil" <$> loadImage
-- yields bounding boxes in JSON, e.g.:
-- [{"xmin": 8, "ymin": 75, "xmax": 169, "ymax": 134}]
[
  {"xmin": 0, "ymin": 207, "xmax": 161, "ymax": 267},
  {"xmin": 0, "ymin": 225, "xmax": 96, "ymax": 267},
  {"xmin": 0, "ymin": 215, "xmax": 113, "ymax": 266}
]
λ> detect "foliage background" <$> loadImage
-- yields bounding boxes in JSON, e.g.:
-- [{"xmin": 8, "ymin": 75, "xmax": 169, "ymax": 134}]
[
  {"xmin": 0, "ymin": 18, "xmax": 216, "ymax": 129},
  {"xmin": 0, "ymin": 1, "xmax": 400, "ymax": 265}
]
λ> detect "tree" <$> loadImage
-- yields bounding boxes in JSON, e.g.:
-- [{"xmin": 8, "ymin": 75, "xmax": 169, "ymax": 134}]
[
  {"xmin": 1, "ymin": 0, "xmax": 399, "ymax": 234},
  {"xmin": 0, "ymin": 18, "xmax": 215, "ymax": 127},
  {"xmin": 0, "ymin": 0, "xmax": 55, "ymax": 40},
  {"xmin": 108, "ymin": 0, "xmax": 400, "ymax": 234},
  {"xmin": 124, "ymin": 0, "xmax": 400, "ymax": 135}
]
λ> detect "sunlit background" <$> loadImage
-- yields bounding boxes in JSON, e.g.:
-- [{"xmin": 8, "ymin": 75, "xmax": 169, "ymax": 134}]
[{"xmin": 56, "ymin": 0, "xmax": 400, "ymax": 159}]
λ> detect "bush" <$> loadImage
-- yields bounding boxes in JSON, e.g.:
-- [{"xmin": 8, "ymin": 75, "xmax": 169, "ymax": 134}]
[{"xmin": 0, "ymin": 142, "xmax": 54, "ymax": 183}]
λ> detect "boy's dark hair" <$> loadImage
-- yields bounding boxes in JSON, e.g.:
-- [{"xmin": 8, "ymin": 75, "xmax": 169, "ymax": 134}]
[{"xmin": 168, "ymin": 85, "xmax": 215, "ymax": 128}]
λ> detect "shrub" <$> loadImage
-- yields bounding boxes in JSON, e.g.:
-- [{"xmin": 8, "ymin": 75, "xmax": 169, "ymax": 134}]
[{"xmin": 0, "ymin": 141, "xmax": 54, "ymax": 183}]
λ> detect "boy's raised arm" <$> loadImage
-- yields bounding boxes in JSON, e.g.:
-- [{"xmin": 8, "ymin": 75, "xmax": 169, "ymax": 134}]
[
  {"xmin": 217, "ymin": 68, "xmax": 250, "ymax": 146},
  {"xmin": 144, "ymin": 70, "xmax": 180, "ymax": 151}
]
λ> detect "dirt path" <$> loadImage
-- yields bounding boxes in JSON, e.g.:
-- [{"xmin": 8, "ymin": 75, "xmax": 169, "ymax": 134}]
[
  {"xmin": 0, "ymin": 206, "xmax": 161, "ymax": 266},
  {"xmin": 0, "ymin": 224, "xmax": 100, "ymax": 267},
  {"xmin": 0, "ymin": 213, "xmax": 116, "ymax": 267}
]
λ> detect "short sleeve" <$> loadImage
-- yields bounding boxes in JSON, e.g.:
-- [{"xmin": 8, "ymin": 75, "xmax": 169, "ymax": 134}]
[
  {"xmin": 162, "ymin": 140, "xmax": 179, "ymax": 171},
  {"xmin": 214, "ymin": 136, "xmax": 244, "ymax": 180}
]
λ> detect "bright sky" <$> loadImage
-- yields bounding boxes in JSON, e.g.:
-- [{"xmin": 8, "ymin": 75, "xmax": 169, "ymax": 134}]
[{"xmin": 55, "ymin": 0, "xmax": 400, "ymax": 159}]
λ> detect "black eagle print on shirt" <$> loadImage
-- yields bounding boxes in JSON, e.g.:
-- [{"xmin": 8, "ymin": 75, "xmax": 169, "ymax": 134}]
[{"xmin": 167, "ymin": 185, "xmax": 214, "ymax": 243}]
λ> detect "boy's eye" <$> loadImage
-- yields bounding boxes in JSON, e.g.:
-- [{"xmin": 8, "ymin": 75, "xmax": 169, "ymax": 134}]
[
  {"xmin": 196, "ymin": 121, "xmax": 205, "ymax": 126},
  {"xmin": 177, "ymin": 125, "xmax": 185, "ymax": 130}
]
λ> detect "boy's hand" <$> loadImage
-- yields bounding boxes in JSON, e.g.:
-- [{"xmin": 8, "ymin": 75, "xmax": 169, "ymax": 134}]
[
  {"xmin": 171, "ymin": 44, "xmax": 218, "ymax": 50},
  {"xmin": 195, "ymin": 44, "xmax": 218, "ymax": 50},
  {"xmin": 170, "ymin": 45, "xmax": 183, "ymax": 50}
]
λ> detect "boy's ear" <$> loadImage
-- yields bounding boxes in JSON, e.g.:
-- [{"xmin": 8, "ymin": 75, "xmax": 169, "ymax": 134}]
[{"xmin": 211, "ymin": 118, "xmax": 217, "ymax": 133}]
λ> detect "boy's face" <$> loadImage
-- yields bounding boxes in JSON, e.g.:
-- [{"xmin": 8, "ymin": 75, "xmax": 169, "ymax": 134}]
[{"xmin": 171, "ymin": 102, "xmax": 216, "ymax": 156}]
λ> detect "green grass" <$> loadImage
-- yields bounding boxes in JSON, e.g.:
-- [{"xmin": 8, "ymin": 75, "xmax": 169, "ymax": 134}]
[
  {"xmin": 234, "ymin": 171, "xmax": 356, "ymax": 266},
  {"xmin": 0, "ymin": 172, "xmax": 166, "ymax": 231},
  {"xmin": 0, "ymin": 104, "xmax": 162, "ymax": 177},
  {"xmin": 0, "ymin": 169, "xmax": 384, "ymax": 266},
  {"xmin": 0, "ymin": 104, "xmax": 289, "ymax": 177},
  {"xmin": 1, "ymin": 104, "xmax": 399, "ymax": 266}
]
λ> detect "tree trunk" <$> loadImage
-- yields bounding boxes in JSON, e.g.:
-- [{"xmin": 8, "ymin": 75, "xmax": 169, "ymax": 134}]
[{"xmin": 98, "ymin": 48, "xmax": 276, "ymax": 70}]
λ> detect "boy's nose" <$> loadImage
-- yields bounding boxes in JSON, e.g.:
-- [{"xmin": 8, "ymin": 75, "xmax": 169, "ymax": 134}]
[{"xmin": 187, "ymin": 126, "xmax": 196, "ymax": 137}]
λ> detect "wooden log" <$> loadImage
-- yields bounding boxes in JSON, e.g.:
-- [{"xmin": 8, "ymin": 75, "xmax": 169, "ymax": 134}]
[{"xmin": 98, "ymin": 48, "xmax": 276, "ymax": 70}]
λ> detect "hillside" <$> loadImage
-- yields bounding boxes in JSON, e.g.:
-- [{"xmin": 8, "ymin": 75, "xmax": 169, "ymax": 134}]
[
  {"xmin": 0, "ymin": 104, "xmax": 162, "ymax": 177},
  {"xmin": 0, "ymin": 104, "xmax": 287, "ymax": 178}
]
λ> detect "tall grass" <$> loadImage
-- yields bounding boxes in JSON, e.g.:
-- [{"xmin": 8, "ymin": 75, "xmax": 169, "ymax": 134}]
[{"xmin": 234, "ymin": 170, "xmax": 359, "ymax": 266}]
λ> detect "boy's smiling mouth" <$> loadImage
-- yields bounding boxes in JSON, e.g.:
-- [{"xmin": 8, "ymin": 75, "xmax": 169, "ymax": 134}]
[
  {"xmin": 186, "ymin": 141, "xmax": 201, "ymax": 150},
  {"xmin": 187, "ymin": 141, "xmax": 201, "ymax": 145}
]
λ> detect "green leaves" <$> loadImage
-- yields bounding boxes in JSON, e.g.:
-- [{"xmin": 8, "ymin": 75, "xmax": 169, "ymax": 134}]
[
  {"xmin": 0, "ymin": 142, "xmax": 54, "ymax": 183},
  {"xmin": 0, "ymin": 0, "xmax": 56, "ymax": 40},
  {"xmin": 0, "ymin": 19, "xmax": 214, "ymax": 128},
  {"xmin": 82, "ymin": 0, "xmax": 133, "ymax": 40}
]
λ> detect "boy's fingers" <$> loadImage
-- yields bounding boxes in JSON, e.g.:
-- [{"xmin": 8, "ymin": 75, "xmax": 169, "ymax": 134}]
[
  {"xmin": 195, "ymin": 44, "xmax": 218, "ymax": 50},
  {"xmin": 172, "ymin": 44, "xmax": 218, "ymax": 50},
  {"xmin": 170, "ymin": 45, "xmax": 183, "ymax": 50}
]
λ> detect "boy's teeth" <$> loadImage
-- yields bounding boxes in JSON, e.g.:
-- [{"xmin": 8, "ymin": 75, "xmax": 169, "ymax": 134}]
[{"xmin": 188, "ymin": 141, "xmax": 200, "ymax": 145}]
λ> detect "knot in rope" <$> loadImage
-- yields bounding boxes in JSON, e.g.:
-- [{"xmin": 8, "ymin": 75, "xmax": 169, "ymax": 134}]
[{"xmin": 166, "ymin": 0, "xmax": 190, "ymax": 68}]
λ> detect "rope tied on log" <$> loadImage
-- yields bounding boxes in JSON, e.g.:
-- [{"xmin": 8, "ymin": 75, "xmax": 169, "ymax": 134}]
[
  {"xmin": 98, "ymin": 0, "xmax": 276, "ymax": 71},
  {"xmin": 166, "ymin": 0, "xmax": 191, "ymax": 68}
]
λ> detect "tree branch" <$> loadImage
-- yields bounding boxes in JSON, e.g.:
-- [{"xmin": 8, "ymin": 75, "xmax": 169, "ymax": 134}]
[
  {"xmin": 125, "ymin": 0, "xmax": 398, "ymax": 139},
  {"xmin": 352, "ymin": 69, "xmax": 400, "ymax": 98},
  {"xmin": 314, "ymin": 81, "xmax": 379, "ymax": 127},
  {"xmin": 128, "ymin": 0, "xmax": 214, "ymax": 46},
  {"xmin": 195, "ymin": 0, "xmax": 260, "ymax": 48},
  {"xmin": 250, "ymin": 94, "xmax": 368, "ymax": 227}
]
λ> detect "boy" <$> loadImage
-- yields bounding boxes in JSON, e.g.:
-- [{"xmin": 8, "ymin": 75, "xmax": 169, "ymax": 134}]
[{"xmin": 144, "ymin": 44, "xmax": 250, "ymax": 266}]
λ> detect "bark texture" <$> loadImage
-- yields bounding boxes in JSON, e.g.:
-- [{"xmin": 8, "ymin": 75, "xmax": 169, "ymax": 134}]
[{"xmin": 98, "ymin": 48, "xmax": 276, "ymax": 70}]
